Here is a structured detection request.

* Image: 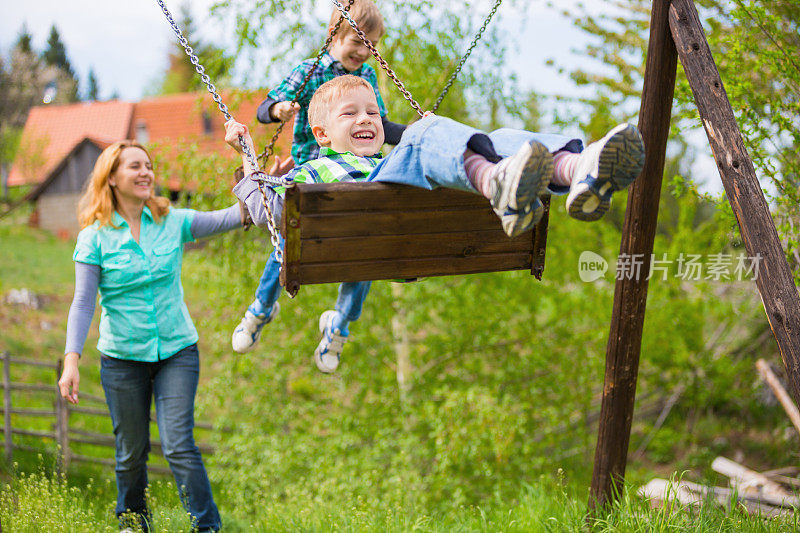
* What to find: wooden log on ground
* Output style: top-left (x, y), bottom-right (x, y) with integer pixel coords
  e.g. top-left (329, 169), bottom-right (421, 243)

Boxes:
top-left (639, 478), bottom-right (792, 517)
top-left (756, 359), bottom-right (800, 438)
top-left (669, 0), bottom-right (800, 405)
top-left (589, 0), bottom-right (677, 511)
top-left (711, 456), bottom-right (799, 507)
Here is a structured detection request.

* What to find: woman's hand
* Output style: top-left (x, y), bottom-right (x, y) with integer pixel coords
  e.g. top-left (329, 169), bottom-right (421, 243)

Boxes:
top-left (224, 120), bottom-right (255, 155)
top-left (58, 352), bottom-right (80, 405)
top-left (270, 101), bottom-right (300, 122)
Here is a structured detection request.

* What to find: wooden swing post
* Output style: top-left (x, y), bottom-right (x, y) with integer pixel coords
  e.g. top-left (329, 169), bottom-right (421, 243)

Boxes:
top-left (588, 0), bottom-right (677, 511)
top-left (668, 0), bottom-right (800, 403)
top-left (591, 0), bottom-right (800, 511)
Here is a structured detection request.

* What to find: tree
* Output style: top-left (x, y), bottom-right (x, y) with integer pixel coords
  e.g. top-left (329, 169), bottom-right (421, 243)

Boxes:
top-left (15, 24), bottom-right (32, 54)
top-left (156, 4), bottom-right (235, 95)
top-left (86, 68), bottom-right (100, 101)
top-left (552, 0), bottom-right (800, 274)
top-left (42, 26), bottom-right (72, 73)
top-left (39, 25), bottom-right (79, 102)
top-left (211, 0), bottom-right (528, 125)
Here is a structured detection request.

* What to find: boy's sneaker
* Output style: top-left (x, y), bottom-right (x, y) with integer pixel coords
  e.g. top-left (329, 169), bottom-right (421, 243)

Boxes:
top-left (314, 310), bottom-right (348, 373)
top-left (487, 140), bottom-right (552, 238)
top-left (231, 302), bottom-right (279, 353)
top-left (566, 123), bottom-right (645, 221)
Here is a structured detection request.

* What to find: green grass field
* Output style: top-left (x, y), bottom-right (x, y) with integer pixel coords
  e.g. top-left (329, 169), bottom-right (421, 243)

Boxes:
top-left (1, 200), bottom-right (797, 532)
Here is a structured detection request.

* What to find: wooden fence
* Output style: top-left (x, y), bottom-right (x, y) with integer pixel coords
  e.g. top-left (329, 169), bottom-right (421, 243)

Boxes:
top-left (1, 351), bottom-right (215, 475)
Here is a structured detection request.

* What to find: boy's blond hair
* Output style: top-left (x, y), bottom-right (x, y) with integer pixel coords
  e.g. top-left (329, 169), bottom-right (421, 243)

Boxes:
top-left (329, 0), bottom-right (385, 40)
top-left (308, 75), bottom-right (375, 128)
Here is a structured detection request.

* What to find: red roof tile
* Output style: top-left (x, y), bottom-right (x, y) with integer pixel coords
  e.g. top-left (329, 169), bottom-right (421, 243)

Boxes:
top-left (9, 91), bottom-right (294, 190)
top-left (9, 100), bottom-right (134, 186)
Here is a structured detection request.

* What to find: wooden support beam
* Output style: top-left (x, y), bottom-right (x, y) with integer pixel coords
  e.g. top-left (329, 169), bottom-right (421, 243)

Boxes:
top-left (756, 359), bottom-right (800, 438)
top-left (589, 0), bottom-right (677, 511)
top-left (669, 0), bottom-right (800, 404)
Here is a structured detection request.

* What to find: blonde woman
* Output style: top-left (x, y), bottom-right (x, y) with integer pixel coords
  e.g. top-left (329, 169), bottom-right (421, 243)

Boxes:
top-left (57, 141), bottom-right (285, 532)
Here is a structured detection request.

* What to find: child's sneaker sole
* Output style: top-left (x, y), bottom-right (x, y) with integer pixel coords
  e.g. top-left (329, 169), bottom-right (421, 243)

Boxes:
top-left (567, 124), bottom-right (645, 221)
top-left (314, 310), bottom-right (347, 373)
top-left (231, 302), bottom-right (279, 353)
top-left (490, 140), bottom-right (553, 237)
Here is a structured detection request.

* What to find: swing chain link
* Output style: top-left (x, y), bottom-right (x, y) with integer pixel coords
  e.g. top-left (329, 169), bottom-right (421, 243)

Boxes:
top-left (330, 0), bottom-right (424, 117)
top-left (250, 0), bottom-right (354, 295)
top-left (156, 0), bottom-right (262, 175)
top-left (156, 0), bottom-right (292, 282)
top-left (431, 0), bottom-right (502, 112)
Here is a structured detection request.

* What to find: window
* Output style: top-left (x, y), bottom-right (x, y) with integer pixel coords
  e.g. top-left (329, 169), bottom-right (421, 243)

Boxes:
top-left (202, 111), bottom-right (213, 135)
top-left (135, 121), bottom-right (149, 144)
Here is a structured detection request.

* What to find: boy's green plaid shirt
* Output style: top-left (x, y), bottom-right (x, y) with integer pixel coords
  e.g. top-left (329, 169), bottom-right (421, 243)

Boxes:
top-left (268, 52), bottom-right (387, 165)
top-left (274, 147), bottom-right (382, 194)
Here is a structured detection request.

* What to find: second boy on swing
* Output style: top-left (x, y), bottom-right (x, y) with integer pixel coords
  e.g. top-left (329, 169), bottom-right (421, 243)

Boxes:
top-left (231, 0), bottom-right (405, 360)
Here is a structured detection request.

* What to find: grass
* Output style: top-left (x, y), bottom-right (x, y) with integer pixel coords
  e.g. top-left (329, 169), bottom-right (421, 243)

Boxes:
top-left (2, 466), bottom-right (798, 532)
top-left (1, 218), bottom-right (797, 531)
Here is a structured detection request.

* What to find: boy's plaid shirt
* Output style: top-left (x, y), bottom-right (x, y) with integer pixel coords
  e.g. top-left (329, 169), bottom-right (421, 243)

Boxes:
top-left (274, 147), bottom-right (382, 193)
top-left (268, 52), bottom-right (387, 165)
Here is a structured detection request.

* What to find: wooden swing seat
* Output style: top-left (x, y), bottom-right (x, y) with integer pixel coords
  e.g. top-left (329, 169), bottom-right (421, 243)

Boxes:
top-left (279, 181), bottom-right (551, 293)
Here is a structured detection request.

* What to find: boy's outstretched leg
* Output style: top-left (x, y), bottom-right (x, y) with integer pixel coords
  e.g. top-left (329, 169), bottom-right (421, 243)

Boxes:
top-left (466, 140), bottom-right (553, 237)
top-left (566, 123), bottom-right (645, 221)
top-left (232, 248), bottom-right (283, 353)
top-left (314, 281), bottom-right (371, 373)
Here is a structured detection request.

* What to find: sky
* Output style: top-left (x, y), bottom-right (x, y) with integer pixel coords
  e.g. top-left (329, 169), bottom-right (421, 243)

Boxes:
top-left (0, 0), bottom-right (721, 190)
top-left (0, 0), bottom-right (594, 102)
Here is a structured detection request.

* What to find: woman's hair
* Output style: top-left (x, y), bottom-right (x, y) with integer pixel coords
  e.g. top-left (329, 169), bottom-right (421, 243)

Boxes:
top-left (77, 141), bottom-right (170, 229)
top-left (308, 75), bottom-right (374, 128)
top-left (328, 0), bottom-right (385, 40)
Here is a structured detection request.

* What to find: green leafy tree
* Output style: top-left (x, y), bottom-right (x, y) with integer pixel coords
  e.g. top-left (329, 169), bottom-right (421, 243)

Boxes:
top-left (1, 27), bottom-right (44, 191)
top-left (211, 0), bottom-right (528, 125)
top-left (552, 0), bottom-right (800, 280)
top-left (155, 4), bottom-right (235, 95)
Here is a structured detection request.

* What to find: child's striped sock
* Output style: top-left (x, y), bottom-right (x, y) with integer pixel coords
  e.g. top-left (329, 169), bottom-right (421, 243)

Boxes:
top-left (464, 151), bottom-right (497, 199)
top-left (552, 150), bottom-right (581, 186)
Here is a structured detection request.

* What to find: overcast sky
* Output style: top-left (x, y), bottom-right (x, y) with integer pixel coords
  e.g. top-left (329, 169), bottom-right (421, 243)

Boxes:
top-left (0, 0), bottom-right (594, 102)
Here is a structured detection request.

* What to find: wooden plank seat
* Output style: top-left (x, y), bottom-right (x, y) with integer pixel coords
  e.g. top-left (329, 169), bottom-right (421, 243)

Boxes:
top-left (279, 182), bottom-right (551, 294)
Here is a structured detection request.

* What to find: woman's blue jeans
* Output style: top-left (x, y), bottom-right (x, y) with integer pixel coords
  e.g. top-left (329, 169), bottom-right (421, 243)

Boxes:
top-left (100, 344), bottom-right (221, 532)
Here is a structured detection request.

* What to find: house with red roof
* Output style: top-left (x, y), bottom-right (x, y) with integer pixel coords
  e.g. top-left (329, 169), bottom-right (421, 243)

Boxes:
top-left (11, 91), bottom-right (292, 237)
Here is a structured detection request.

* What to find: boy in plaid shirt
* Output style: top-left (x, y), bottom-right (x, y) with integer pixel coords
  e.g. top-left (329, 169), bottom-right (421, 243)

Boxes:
top-left (228, 75), bottom-right (645, 373)
top-left (232, 0), bottom-right (406, 356)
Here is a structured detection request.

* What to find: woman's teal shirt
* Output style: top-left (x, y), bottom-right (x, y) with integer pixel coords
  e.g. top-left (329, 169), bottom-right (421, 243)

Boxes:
top-left (73, 206), bottom-right (198, 361)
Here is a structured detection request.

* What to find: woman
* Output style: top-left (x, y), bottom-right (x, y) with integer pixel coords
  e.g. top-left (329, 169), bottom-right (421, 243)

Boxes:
top-left (57, 141), bottom-right (282, 532)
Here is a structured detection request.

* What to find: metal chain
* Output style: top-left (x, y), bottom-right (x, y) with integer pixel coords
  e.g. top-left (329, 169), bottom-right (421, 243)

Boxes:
top-left (330, 0), bottom-right (424, 117)
top-left (156, 0), bottom-right (264, 174)
top-left (257, 0), bottom-right (356, 168)
top-left (156, 0), bottom-right (289, 274)
top-left (431, 0), bottom-right (503, 112)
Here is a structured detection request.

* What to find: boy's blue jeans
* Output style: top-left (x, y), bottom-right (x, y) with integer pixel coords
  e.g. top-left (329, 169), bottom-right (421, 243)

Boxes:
top-left (254, 237), bottom-right (370, 326)
top-left (100, 344), bottom-right (221, 532)
top-left (369, 116), bottom-right (582, 195)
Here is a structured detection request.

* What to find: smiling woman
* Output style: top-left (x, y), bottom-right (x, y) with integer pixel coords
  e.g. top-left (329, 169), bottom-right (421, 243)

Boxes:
top-left (58, 140), bottom-right (244, 533)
